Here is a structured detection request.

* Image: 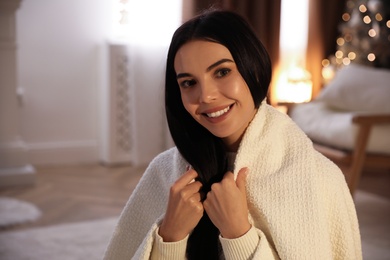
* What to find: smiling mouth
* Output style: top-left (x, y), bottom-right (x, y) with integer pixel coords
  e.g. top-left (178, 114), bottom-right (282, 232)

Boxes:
top-left (205, 105), bottom-right (232, 118)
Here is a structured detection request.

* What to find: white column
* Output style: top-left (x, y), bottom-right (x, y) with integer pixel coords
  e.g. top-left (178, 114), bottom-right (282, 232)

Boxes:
top-left (0, 0), bottom-right (35, 186)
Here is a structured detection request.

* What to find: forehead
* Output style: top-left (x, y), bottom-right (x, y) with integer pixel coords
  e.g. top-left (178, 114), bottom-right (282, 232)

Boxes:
top-left (174, 40), bottom-right (233, 73)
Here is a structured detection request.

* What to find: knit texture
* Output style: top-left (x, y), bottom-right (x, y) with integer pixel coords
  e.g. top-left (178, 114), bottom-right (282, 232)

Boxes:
top-left (103, 102), bottom-right (362, 260)
top-left (151, 228), bottom-right (188, 259)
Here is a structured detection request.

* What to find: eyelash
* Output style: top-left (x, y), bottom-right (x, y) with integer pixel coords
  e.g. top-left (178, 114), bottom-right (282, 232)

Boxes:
top-left (178, 68), bottom-right (232, 88)
top-left (179, 79), bottom-right (196, 88)
top-left (215, 68), bottom-right (231, 78)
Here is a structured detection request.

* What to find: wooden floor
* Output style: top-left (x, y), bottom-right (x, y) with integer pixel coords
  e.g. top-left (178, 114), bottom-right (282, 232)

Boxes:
top-left (0, 164), bottom-right (146, 231)
top-left (0, 163), bottom-right (389, 232)
top-left (354, 167), bottom-right (390, 199)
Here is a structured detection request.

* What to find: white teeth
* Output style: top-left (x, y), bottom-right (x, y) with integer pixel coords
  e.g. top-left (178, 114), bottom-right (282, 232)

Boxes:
top-left (206, 106), bottom-right (230, 118)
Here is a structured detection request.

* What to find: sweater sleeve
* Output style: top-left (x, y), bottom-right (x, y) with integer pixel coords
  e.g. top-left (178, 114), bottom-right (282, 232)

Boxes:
top-left (150, 227), bottom-right (188, 260)
top-left (219, 225), bottom-right (259, 260)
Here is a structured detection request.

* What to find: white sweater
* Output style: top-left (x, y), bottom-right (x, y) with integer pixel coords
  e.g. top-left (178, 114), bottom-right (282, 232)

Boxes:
top-left (104, 103), bottom-right (362, 260)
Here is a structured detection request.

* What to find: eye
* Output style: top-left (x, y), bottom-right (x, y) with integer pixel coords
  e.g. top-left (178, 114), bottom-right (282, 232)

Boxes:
top-left (215, 68), bottom-right (231, 78)
top-left (179, 79), bottom-right (197, 88)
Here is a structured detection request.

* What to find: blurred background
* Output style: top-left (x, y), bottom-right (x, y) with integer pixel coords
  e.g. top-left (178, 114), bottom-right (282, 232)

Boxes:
top-left (0, 0), bottom-right (389, 259)
top-left (2, 0), bottom-right (388, 170)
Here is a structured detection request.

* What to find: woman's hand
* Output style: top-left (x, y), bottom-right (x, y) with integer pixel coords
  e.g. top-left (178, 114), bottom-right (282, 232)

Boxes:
top-left (203, 167), bottom-right (250, 239)
top-left (159, 168), bottom-right (204, 242)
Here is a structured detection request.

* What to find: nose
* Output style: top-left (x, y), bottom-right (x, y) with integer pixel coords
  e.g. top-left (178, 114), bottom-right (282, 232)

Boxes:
top-left (198, 81), bottom-right (218, 103)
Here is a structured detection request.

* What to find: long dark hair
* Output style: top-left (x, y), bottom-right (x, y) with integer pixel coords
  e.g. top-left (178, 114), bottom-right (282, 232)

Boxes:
top-left (165, 10), bottom-right (272, 259)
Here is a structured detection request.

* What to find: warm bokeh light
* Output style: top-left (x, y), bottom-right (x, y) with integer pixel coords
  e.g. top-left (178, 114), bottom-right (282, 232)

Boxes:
top-left (343, 57), bottom-right (351, 65)
top-left (348, 52), bottom-right (356, 60)
top-left (367, 53), bottom-right (376, 62)
top-left (363, 15), bottom-right (371, 24)
top-left (322, 59), bottom-right (330, 67)
top-left (337, 37), bottom-right (345, 46)
top-left (321, 65), bottom-right (335, 84)
top-left (342, 13), bottom-right (351, 22)
top-left (335, 50), bottom-right (344, 59)
top-left (276, 0), bottom-right (310, 104)
top-left (277, 67), bottom-right (312, 103)
top-left (375, 13), bottom-right (383, 21)
top-left (345, 34), bottom-right (353, 42)
top-left (359, 4), bottom-right (367, 13)
top-left (323, 1), bottom-right (389, 71)
top-left (368, 29), bottom-right (377, 37)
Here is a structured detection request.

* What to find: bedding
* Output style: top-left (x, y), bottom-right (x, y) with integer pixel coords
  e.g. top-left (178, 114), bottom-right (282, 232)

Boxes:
top-left (290, 64), bottom-right (390, 154)
top-left (317, 64), bottom-right (390, 113)
top-left (290, 101), bottom-right (390, 154)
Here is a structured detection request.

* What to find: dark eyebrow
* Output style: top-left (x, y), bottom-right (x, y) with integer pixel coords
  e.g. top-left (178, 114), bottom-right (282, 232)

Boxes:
top-left (176, 72), bottom-right (192, 80)
top-left (176, 58), bottom-right (234, 79)
top-left (206, 58), bottom-right (234, 72)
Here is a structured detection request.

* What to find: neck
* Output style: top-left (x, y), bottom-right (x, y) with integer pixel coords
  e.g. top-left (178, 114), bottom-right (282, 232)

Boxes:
top-left (224, 138), bottom-right (241, 152)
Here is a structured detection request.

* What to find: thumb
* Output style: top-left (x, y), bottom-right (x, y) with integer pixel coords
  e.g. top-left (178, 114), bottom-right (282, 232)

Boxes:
top-left (236, 167), bottom-right (249, 193)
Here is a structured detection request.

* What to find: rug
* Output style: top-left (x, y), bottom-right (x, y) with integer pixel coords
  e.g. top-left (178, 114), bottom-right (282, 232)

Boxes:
top-left (0, 191), bottom-right (388, 260)
top-left (0, 197), bottom-right (41, 228)
top-left (354, 191), bottom-right (390, 260)
top-left (0, 217), bottom-right (117, 260)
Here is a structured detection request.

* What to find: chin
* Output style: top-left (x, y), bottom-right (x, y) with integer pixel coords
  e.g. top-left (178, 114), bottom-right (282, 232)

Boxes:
top-left (208, 129), bottom-right (233, 139)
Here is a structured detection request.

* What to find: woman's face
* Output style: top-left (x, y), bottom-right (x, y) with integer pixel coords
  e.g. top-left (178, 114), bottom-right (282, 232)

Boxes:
top-left (174, 40), bottom-right (256, 151)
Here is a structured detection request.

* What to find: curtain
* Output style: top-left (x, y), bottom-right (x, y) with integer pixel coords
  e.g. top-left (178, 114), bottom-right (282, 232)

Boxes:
top-left (306, 0), bottom-right (346, 98)
top-left (189, 0), bottom-right (282, 104)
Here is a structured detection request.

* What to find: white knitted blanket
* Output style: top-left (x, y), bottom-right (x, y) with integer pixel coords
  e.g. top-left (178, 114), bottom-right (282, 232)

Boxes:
top-left (104, 103), bottom-right (362, 260)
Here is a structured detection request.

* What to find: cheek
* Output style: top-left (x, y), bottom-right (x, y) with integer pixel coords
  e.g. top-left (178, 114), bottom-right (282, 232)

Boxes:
top-left (180, 92), bottom-right (196, 115)
top-left (225, 79), bottom-right (252, 100)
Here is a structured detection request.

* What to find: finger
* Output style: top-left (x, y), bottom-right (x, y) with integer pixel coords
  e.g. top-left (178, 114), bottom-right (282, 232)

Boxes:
top-left (176, 168), bottom-right (198, 187)
top-left (236, 167), bottom-right (249, 193)
top-left (186, 180), bottom-right (203, 193)
top-left (190, 192), bottom-right (202, 202)
top-left (222, 171), bottom-right (234, 181)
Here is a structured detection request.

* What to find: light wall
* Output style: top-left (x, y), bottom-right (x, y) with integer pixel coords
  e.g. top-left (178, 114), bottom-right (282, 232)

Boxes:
top-left (16, 0), bottom-right (173, 166)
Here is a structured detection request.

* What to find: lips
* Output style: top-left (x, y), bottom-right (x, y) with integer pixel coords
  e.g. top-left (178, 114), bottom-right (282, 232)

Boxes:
top-left (202, 104), bottom-right (233, 118)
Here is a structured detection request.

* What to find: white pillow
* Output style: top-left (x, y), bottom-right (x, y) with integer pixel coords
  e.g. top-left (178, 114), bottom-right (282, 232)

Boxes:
top-left (317, 64), bottom-right (390, 113)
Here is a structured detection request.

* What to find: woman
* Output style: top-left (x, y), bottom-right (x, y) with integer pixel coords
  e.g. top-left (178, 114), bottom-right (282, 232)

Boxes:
top-left (104, 10), bottom-right (362, 260)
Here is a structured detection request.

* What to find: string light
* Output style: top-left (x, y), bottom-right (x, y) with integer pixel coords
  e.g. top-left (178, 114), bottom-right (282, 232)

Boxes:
top-left (322, 59), bottom-right (330, 67)
top-left (348, 52), bottom-right (356, 60)
top-left (368, 29), bottom-right (377, 37)
top-left (375, 13), bottom-right (383, 21)
top-left (359, 4), bottom-right (367, 13)
top-left (337, 37), bottom-right (345, 46)
top-left (345, 34), bottom-right (353, 42)
top-left (342, 13), bottom-right (351, 21)
top-left (335, 50), bottom-right (344, 59)
top-left (322, 0), bottom-right (389, 75)
top-left (363, 15), bottom-right (371, 24)
top-left (343, 57), bottom-right (351, 65)
top-left (367, 53), bottom-right (376, 62)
